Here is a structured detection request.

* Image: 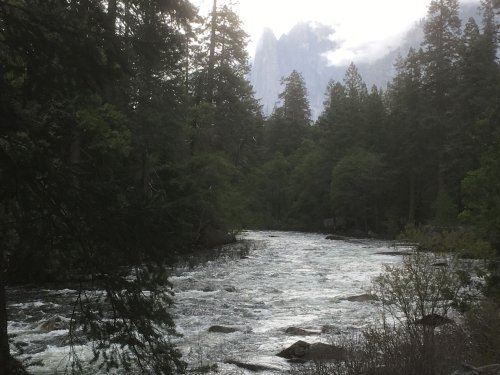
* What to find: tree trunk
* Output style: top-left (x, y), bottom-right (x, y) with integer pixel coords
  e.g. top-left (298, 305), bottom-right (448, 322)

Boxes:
top-left (408, 171), bottom-right (416, 224)
top-left (104, 0), bottom-right (117, 102)
top-left (142, 148), bottom-right (152, 198)
top-left (207, 0), bottom-right (217, 104)
top-left (70, 127), bottom-right (81, 188)
top-left (107, 0), bottom-right (117, 28)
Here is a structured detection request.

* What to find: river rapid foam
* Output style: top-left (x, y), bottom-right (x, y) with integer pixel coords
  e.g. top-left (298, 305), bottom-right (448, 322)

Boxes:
top-left (7, 230), bottom-right (405, 374)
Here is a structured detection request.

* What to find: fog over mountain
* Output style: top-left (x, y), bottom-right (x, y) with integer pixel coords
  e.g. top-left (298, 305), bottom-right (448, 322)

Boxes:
top-left (249, 2), bottom-right (481, 119)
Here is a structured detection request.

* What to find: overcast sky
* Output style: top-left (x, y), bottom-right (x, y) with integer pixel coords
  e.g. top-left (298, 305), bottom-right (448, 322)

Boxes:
top-left (195, 0), bottom-right (478, 65)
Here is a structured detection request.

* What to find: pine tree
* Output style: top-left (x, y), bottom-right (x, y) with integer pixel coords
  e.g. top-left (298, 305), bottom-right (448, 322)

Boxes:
top-left (265, 70), bottom-right (311, 155)
top-left (421, 0), bottom-right (462, 224)
top-left (189, 3), bottom-right (262, 165)
top-left (278, 70), bottom-right (312, 125)
top-left (387, 49), bottom-right (430, 224)
top-left (316, 64), bottom-right (370, 159)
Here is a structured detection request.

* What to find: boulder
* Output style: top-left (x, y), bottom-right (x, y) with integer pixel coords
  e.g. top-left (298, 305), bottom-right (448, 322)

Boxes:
top-left (346, 294), bottom-right (379, 302)
top-left (223, 285), bottom-right (237, 292)
top-left (208, 325), bottom-right (239, 333)
top-left (37, 315), bottom-right (69, 332)
top-left (285, 327), bottom-right (318, 336)
top-left (326, 235), bottom-right (347, 241)
top-left (276, 340), bottom-right (345, 361)
top-left (276, 340), bottom-right (309, 358)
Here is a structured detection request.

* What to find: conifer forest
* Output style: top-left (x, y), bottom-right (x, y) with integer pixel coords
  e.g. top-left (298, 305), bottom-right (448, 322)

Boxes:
top-left (1, 0), bottom-right (500, 374)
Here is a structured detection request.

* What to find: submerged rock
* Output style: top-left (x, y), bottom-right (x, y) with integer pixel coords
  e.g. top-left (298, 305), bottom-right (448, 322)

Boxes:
top-left (346, 294), bottom-right (379, 302)
top-left (374, 251), bottom-right (412, 256)
top-left (276, 340), bottom-right (346, 361)
top-left (37, 315), bottom-right (69, 332)
top-left (224, 359), bottom-right (279, 372)
top-left (325, 234), bottom-right (348, 241)
top-left (285, 327), bottom-right (319, 336)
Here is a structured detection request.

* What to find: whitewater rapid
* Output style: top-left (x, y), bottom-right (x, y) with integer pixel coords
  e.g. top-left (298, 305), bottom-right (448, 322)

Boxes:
top-left (7, 230), bottom-right (405, 374)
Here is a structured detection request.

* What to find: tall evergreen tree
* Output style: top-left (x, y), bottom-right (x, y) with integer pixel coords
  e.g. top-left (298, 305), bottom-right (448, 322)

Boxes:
top-left (421, 0), bottom-right (462, 224)
top-left (189, 3), bottom-right (262, 165)
top-left (278, 70), bottom-right (312, 125)
top-left (265, 70), bottom-right (311, 155)
top-left (386, 49), bottom-right (431, 225)
top-left (317, 80), bottom-right (349, 160)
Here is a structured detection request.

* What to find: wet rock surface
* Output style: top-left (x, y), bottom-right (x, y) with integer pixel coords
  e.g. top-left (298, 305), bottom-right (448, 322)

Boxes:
top-left (208, 325), bottom-right (240, 333)
top-left (224, 359), bottom-right (280, 372)
top-left (346, 294), bottom-right (379, 302)
top-left (276, 340), bottom-right (346, 361)
top-left (285, 327), bottom-right (319, 336)
top-left (374, 251), bottom-right (412, 256)
top-left (37, 315), bottom-right (69, 332)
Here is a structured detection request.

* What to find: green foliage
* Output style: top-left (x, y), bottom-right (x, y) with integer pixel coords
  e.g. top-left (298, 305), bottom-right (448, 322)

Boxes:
top-left (375, 252), bottom-right (475, 327)
top-left (330, 148), bottom-right (387, 232)
top-left (187, 153), bottom-right (245, 232)
top-left (76, 99), bottom-right (131, 156)
top-left (432, 190), bottom-right (460, 227)
top-left (461, 145), bottom-right (500, 249)
top-left (399, 225), bottom-right (493, 259)
top-left (464, 300), bottom-right (500, 364)
top-left (287, 142), bottom-right (333, 230)
top-left (244, 152), bottom-right (291, 228)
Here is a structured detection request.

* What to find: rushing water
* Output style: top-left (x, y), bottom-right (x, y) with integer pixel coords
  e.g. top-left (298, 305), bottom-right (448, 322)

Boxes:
top-left (7, 230), bottom-right (406, 374)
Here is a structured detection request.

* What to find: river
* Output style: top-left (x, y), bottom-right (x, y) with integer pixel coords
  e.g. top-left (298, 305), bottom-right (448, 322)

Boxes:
top-left (7, 230), bottom-right (407, 374)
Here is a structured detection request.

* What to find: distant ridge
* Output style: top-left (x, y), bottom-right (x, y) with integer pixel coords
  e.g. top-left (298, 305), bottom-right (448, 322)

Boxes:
top-left (249, 1), bottom-right (481, 120)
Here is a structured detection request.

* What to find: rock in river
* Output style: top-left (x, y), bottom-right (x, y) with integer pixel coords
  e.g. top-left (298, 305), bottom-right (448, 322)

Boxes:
top-left (325, 234), bottom-right (348, 241)
top-left (224, 359), bottom-right (280, 372)
top-left (346, 294), bottom-right (379, 302)
top-left (208, 325), bottom-right (239, 333)
top-left (285, 327), bottom-right (319, 336)
top-left (37, 315), bottom-right (69, 332)
top-left (276, 340), bottom-right (346, 361)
